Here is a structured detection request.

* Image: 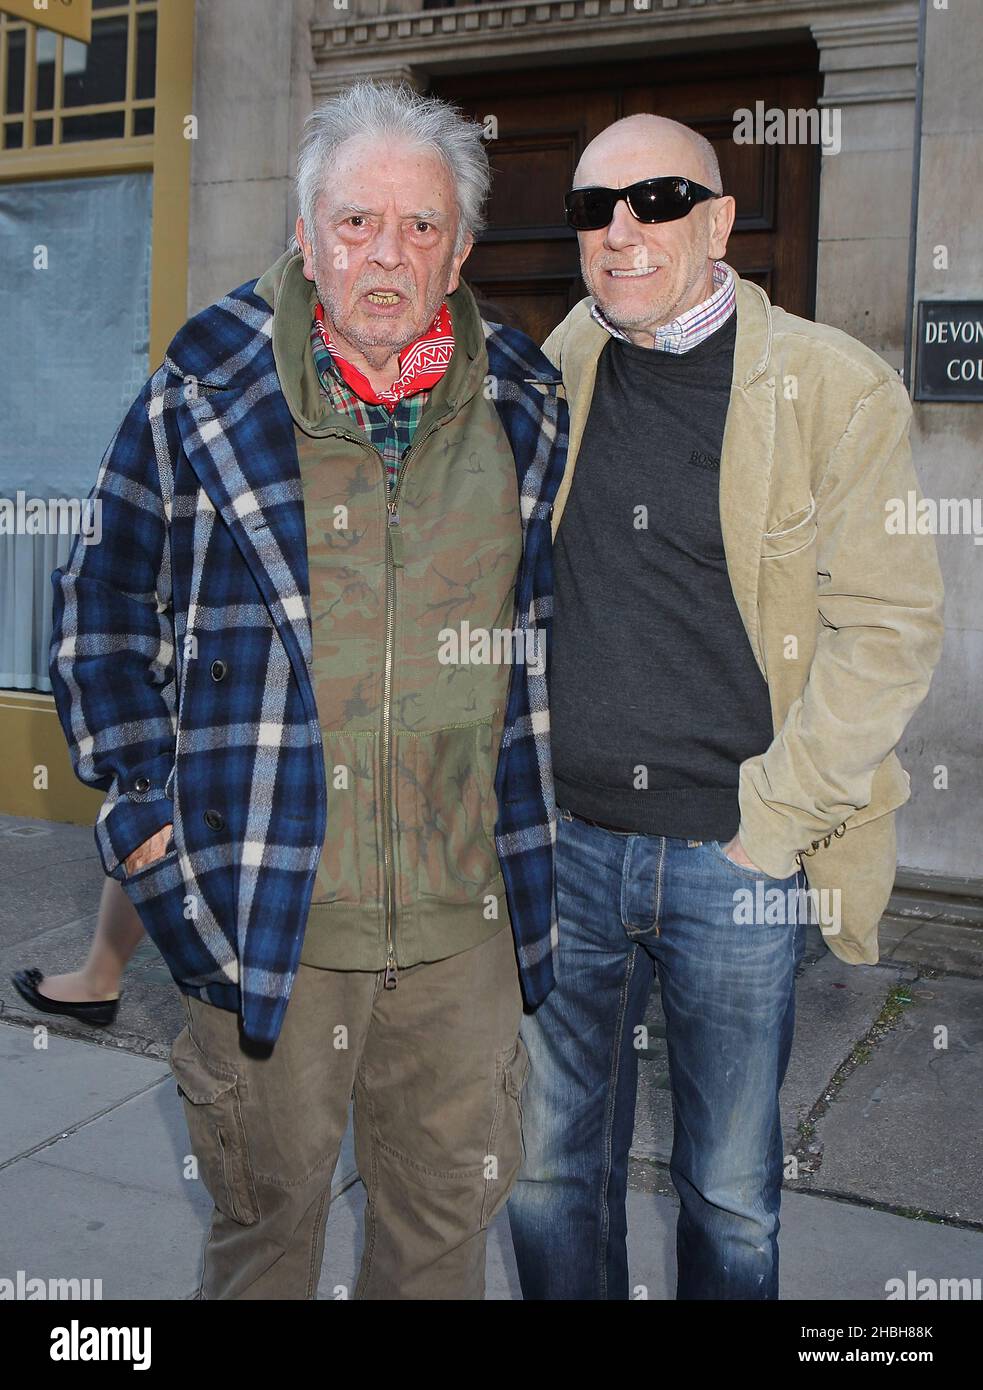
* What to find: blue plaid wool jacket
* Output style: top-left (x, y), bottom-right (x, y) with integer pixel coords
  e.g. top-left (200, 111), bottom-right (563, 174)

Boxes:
top-left (49, 280), bottom-right (569, 1046)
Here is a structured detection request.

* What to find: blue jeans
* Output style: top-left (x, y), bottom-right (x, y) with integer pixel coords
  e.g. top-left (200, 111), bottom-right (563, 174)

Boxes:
top-left (508, 808), bottom-right (808, 1300)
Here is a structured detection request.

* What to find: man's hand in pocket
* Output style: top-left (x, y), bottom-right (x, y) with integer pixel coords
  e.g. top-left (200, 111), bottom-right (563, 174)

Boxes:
top-left (721, 834), bottom-right (764, 871)
top-left (124, 823), bottom-right (174, 877)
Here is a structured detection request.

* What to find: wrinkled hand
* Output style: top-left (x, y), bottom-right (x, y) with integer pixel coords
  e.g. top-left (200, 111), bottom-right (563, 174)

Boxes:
top-left (124, 823), bottom-right (174, 876)
top-left (721, 834), bottom-right (763, 872)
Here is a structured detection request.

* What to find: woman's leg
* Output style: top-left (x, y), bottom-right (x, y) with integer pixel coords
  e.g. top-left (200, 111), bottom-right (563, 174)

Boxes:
top-left (38, 876), bottom-right (144, 1003)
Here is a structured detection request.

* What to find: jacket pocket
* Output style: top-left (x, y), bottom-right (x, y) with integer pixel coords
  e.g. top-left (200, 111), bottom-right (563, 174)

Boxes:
top-left (410, 714), bottom-right (504, 906)
top-left (311, 731), bottom-right (378, 906)
top-left (116, 843), bottom-right (181, 905)
top-left (169, 1026), bottom-right (259, 1226)
top-left (119, 833), bottom-right (177, 880)
top-left (761, 495), bottom-right (817, 558)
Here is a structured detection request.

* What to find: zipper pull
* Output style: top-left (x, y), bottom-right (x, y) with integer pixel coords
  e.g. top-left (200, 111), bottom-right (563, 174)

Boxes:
top-left (384, 948), bottom-right (398, 990)
top-left (387, 500), bottom-right (404, 569)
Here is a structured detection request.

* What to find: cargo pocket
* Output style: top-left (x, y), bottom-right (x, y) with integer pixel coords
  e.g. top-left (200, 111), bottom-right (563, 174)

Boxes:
top-left (480, 1034), bottom-right (530, 1229)
top-left (169, 1026), bottom-right (259, 1226)
top-left (413, 715), bottom-right (503, 905)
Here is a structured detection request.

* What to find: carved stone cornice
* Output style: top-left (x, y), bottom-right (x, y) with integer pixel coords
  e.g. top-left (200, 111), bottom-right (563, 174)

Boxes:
top-left (812, 13), bottom-right (920, 105)
top-left (310, 0), bottom-right (920, 97)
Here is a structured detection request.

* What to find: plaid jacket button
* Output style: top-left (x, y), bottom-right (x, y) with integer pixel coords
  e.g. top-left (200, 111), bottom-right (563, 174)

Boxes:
top-left (204, 809), bottom-right (224, 832)
top-left (133, 775), bottom-right (151, 793)
top-left (210, 659), bottom-right (227, 681)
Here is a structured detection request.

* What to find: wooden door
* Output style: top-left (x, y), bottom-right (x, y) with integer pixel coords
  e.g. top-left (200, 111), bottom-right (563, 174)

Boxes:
top-left (431, 43), bottom-right (820, 343)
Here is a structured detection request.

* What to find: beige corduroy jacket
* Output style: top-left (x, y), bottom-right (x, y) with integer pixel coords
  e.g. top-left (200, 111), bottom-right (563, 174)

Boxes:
top-left (542, 271), bottom-right (945, 965)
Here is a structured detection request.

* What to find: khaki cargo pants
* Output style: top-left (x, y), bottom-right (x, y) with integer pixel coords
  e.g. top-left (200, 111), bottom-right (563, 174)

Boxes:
top-left (168, 926), bottom-right (528, 1300)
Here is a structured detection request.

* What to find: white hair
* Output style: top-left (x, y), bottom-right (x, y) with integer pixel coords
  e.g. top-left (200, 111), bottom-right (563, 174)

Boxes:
top-left (291, 81), bottom-right (490, 256)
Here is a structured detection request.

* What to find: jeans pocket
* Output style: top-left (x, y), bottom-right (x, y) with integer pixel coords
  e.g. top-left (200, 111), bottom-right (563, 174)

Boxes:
top-left (708, 839), bottom-right (789, 881)
top-left (169, 1026), bottom-right (259, 1226)
top-left (480, 1035), bottom-right (529, 1229)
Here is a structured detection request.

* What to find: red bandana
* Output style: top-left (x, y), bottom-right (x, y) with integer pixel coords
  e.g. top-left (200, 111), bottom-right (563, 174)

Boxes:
top-left (313, 301), bottom-right (454, 411)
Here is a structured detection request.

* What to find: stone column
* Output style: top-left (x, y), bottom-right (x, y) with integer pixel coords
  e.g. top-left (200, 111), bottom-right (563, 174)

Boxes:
top-left (188, 0), bottom-right (317, 311)
top-left (902, 0), bottom-right (983, 885)
top-left (810, 6), bottom-right (920, 367)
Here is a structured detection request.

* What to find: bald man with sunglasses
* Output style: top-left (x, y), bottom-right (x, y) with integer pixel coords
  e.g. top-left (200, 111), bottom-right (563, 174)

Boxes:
top-left (507, 114), bottom-right (944, 1300)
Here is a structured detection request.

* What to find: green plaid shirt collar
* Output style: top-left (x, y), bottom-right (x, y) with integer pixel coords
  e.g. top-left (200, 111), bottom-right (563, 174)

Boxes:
top-left (310, 320), bottom-right (428, 493)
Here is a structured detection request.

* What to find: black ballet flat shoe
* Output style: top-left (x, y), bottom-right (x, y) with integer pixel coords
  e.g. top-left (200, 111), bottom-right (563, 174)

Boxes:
top-left (11, 968), bottom-right (120, 1027)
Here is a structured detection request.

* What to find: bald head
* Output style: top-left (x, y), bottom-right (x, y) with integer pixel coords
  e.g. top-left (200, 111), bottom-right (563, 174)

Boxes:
top-left (568, 112), bottom-right (735, 347)
top-left (574, 114), bottom-right (722, 194)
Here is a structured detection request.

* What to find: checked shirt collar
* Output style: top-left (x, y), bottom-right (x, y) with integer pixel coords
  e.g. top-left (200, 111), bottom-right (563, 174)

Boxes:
top-left (590, 260), bottom-right (736, 353)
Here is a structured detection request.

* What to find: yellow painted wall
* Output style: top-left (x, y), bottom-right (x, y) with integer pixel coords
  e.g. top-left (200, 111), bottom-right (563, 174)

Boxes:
top-left (0, 693), bottom-right (104, 824)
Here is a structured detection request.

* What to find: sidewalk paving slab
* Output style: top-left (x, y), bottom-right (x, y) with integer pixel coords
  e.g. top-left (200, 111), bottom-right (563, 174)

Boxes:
top-left (803, 972), bottom-right (983, 1222)
top-left (0, 1021), bottom-right (171, 1163)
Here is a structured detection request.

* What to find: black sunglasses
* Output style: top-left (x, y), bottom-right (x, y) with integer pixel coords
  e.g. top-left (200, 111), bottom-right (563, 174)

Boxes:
top-left (564, 176), bottom-right (721, 231)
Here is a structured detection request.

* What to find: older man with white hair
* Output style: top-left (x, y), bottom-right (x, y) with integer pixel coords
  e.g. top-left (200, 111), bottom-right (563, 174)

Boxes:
top-left (48, 82), bottom-right (567, 1300)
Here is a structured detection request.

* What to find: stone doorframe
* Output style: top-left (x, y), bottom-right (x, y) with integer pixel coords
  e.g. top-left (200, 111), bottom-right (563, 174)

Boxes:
top-left (309, 0), bottom-right (920, 361)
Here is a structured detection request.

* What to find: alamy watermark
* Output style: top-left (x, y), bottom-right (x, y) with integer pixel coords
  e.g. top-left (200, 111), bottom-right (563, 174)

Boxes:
top-left (733, 101), bottom-right (841, 156)
top-left (437, 622), bottom-right (544, 676)
top-left (886, 1270), bottom-right (981, 1300)
top-left (0, 1269), bottom-right (103, 1299)
top-left (50, 1320), bottom-right (151, 1369)
top-left (885, 491), bottom-right (983, 545)
top-left (733, 882), bottom-right (842, 936)
top-left (0, 492), bottom-right (101, 545)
